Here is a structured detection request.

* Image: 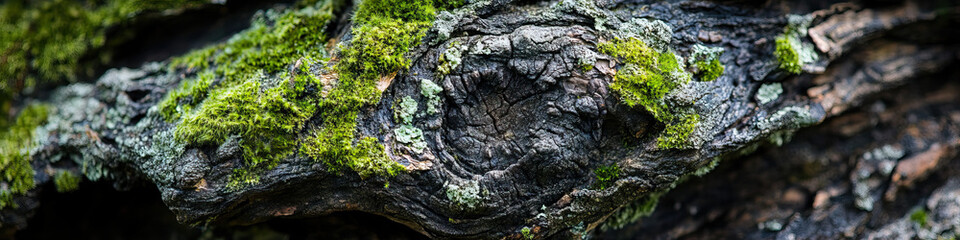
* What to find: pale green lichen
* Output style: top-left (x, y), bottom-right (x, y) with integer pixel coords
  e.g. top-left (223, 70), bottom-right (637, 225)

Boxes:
top-left (445, 179), bottom-right (483, 209)
top-left (0, 104), bottom-right (49, 208)
top-left (758, 106), bottom-right (819, 130)
top-left (394, 124), bottom-right (426, 153)
top-left (436, 41), bottom-right (464, 75)
top-left (420, 79), bottom-right (443, 115)
top-left (394, 96), bottom-right (419, 124)
top-left (550, 0), bottom-right (609, 32)
top-left (611, 18), bottom-right (674, 52)
top-left (53, 170), bottom-right (81, 193)
top-left (756, 82), bottom-right (783, 105)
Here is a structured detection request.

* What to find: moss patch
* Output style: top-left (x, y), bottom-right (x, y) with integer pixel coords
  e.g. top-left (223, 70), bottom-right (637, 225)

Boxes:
top-left (593, 164), bottom-right (620, 190)
top-left (0, 104), bottom-right (48, 208)
top-left (774, 35), bottom-right (801, 74)
top-left (910, 208), bottom-right (929, 227)
top-left (53, 170), bottom-right (81, 193)
top-left (161, 0), bottom-right (342, 186)
top-left (299, 0), bottom-right (462, 176)
top-left (599, 37), bottom-right (699, 149)
top-left (161, 0), bottom-right (465, 185)
top-left (774, 15), bottom-right (817, 75)
top-left (0, 0), bottom-right (207, 104)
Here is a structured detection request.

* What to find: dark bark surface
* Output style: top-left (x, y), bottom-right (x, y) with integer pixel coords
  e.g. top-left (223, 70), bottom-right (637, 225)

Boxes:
top-left (2, 0), bottom-right (959, 239)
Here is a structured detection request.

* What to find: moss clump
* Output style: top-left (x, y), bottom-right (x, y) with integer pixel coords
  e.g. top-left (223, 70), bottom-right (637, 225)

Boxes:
top-left (299, 0), bottom-right (462, 176)
top-left (598, 37), bottom-right (699, 149)
top-left (0, 0), bottom-right (207, 104)
top-left (176, 77), bottom-right (320, 187)
top-left (774, 35), bottom-right (801, 74)
top-left (53, 170), bottom-right (81, 193)
top-left (521, 227), bottom-right (534, 239)
top-left (688, 44), bottom-right (724, 81)
top-left (161, 1), bottom-right (339, 186)
top-left (593, 164), bottom-right (620, 190)
top-left (773, 15), bottom-right (816, 75)
top-left (695, 59), bottom-right (724, 81)
top-left (910, 208), bottom-right (929, 227)
top-left (0, 104), bottom-right (48, 208)
top-left (158, 71), bottom-right (215, 120)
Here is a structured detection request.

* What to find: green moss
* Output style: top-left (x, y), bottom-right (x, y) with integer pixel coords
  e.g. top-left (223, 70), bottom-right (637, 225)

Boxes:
top-left (158, 71), bottom-right (215, 121)
top-left (598, 38), bottom-right (699, 149)
top-left (298, 0), bottom-right (461, 176)
top-left (688, 44), bottom-right (724, 81)
top-left (0, 104), bottom-right (48, 208)
top-left (775, 35), bottom-right (801, 74)
top-left (910, 208), bottom-right (929, 227)
top-left (694, 59), bottom-right (724, 81)
top-left (0, 0), bottom-right (208, 104)
top-left (521, 226), bottom-right (534, 239)
top-left (656, 113), bottom-right (698, 149)
top-left (593, 164), bottom-right (620, 190)
top-left (53, 170), bottom-right (80, 193)
top-left (162, 0), bottom-right (463, 185)
top-left (175, 77), bottom-right (319, 187)
top-left (601, 191), bottom-right (664, 230)
top-left (162, 1), bottom-right (338, 187)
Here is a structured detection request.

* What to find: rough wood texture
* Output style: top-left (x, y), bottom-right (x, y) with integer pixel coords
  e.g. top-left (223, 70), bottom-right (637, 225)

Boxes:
top-left (2, 0), bottom-right (958, 239)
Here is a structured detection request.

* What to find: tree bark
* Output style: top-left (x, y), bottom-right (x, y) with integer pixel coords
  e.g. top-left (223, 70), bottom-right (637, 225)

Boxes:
top-left (2, 0), bottom-right (959, 239)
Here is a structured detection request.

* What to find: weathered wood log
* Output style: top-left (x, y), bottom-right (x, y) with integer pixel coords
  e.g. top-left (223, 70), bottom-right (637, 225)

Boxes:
top-left (1, 0), bottom-right (958, 239)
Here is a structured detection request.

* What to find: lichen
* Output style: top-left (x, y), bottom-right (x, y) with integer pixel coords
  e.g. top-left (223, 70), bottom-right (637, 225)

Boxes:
top-left (445, 179), bottom-right (483, 209)
top-left (394, 96), bottom-right (419, 124)
top-left (436, 41), bottom-right (464, 75)
top-left (0, 104), bottom-right (49, 208)
top-left (53, 170), bottom-right (81, 193)
top-left (758, 106), bottom-right (819, 130)
top-left (420, 79), bottom-right (443, 114)
top-left (598, 37), bottom-right (699, 149)
top-left (394, 124), bottom-right (427, 153)
top-left (756, 82), bottom-right (783, 105)
top-left (593, 164), bottom-right (620, 190)
top-left (611, 18), bottom-right (674, 52)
